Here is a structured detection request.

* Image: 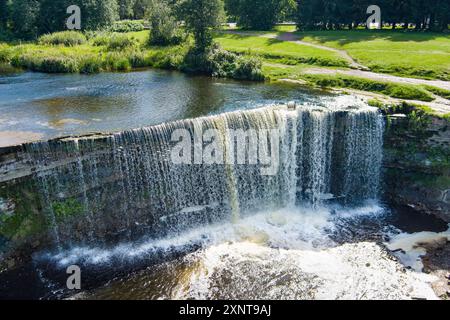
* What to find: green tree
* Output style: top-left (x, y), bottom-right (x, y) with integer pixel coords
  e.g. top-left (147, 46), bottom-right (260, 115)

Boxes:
top-left (147, 0), bottom-right (181, 45)
top-left (177, 0), bottom-right (224, 51)
top-left (11, 0), bottom-right (40, 38)
top-left (0, 0), bottom-right (8, 29)
top-left (133, 0), bottom-right (150, 19)
top-left (118, 0), bottom-right (136, 19)
top-left (225, 0), bottom-right (296, 30)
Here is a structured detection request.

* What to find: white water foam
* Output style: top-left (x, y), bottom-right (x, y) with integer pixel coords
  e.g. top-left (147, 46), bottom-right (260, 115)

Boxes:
top-left (48, 201), bottom-right (384, 266)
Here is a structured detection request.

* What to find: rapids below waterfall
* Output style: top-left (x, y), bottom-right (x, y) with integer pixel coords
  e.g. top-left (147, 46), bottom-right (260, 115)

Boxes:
top-left (0, 96), bottom-right (447, 300)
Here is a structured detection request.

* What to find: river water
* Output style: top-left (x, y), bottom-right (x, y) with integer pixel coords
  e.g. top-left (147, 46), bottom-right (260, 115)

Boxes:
top-left (0, 69), bottom-right (333, 147)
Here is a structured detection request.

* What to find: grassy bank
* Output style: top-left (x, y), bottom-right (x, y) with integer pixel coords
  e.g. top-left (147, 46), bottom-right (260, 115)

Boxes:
top-left (284, 30), bottom-right (450, 81)
top-left (0, 31), bottom-right (187, 73)
top-left (1, 29), bottom-right (449, 106)
top-left (214, 33), bottom-right (349, 67)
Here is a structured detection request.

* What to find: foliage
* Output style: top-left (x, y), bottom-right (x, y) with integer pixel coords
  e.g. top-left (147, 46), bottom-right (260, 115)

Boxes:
top-left (224, 0), bottom-right (296, 30)
top-left (8, 0), bottom-right (119, 38)
top-left (118, 0), bottom-right (136, 19)
top-left (147, 0), bottom-right (184, 46)
top-left (106, 33), bottom-right (137, 50)
top-left (38, 31), bottom-right (87, 46)
top-left (182, 43), bottom-right (264, 80)
top-left (52, 198), bottom-right (84, 222)
top-left (10, 0), bottom-right (40, 39)
top-left (177, 0), bottom-right (225, 51)
top-left (110, 19), bottom-right (145, 32)
top-left (296, 0), bottom-right (450, 31)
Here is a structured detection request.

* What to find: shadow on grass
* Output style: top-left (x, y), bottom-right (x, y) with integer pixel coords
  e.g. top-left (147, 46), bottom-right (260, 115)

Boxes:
top-left (294, 30), bottom-right (449, 46)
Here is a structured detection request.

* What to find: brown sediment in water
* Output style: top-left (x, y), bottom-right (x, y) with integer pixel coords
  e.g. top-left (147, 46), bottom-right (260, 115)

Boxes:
top-left (0, 131), bottom-right (44, 147)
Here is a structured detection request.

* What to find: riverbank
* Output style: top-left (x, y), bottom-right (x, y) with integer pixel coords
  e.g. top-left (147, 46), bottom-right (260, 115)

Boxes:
top-left (1, 29), bottom-right (449, 117)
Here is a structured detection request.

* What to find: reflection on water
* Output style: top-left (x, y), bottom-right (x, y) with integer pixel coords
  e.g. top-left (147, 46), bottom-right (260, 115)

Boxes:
top-left (0, 69), bottom-right (333, 145)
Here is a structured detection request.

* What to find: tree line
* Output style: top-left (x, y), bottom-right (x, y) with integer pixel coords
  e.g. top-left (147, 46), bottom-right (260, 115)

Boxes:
top-left (296, 0), bottom-right (450, 31)
top-left (0, 0), bottom-right (448, 40)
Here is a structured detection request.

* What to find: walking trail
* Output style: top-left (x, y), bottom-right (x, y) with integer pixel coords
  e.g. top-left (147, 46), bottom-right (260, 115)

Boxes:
top-left (220, 30), bottom-right (450, 114)
top-left (221, 30), bottom-right (450, 92)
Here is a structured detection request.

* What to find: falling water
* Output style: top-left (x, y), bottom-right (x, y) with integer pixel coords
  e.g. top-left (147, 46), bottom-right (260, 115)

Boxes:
top-left (20, 100), bottom-right (384, 248)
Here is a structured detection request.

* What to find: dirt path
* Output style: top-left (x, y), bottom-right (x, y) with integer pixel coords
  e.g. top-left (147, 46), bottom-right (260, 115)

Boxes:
top-left (274, 32), bottom-right (368, 70)
top-left (221, 30), bottom-right (368, 70)
top-left (305, 67), bottom-right (450, 91)
top-left (221, 30), bottom-right (450, 92)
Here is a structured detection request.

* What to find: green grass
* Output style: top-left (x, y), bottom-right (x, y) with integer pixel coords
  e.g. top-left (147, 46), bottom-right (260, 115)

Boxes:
top-left (423, 85), bottom-right (450, 100)
top-left (214, 33), bottom-right (349, 67)
top-left (303, 74), bottom-right (434, 102)
top-left (294, 30), bottom-right (450, 81)
top-left (0, 38), bottom-right (188, 73)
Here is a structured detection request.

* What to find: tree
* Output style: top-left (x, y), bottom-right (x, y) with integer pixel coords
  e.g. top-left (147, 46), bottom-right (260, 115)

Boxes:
top-left (11, 0), bottom-right (40, 38)
top-left (147, 0), bottom-right (181, 45)
top-left (177, 0), bottom-right (224, 51)
top-left (295, 0), bottom-right (449, 31)
top-left (133, 0), bottom-right (150, 19)
top-left (38, 0), bottom-right (71, 34)
top-left (0, 0), bottom-right (8, 29)
top-left (75, 0), bottom-right (119, 30)
top-left (225, 0), bottom-right (296, 30)
top-left (118, 0), bottom-right (136, 19)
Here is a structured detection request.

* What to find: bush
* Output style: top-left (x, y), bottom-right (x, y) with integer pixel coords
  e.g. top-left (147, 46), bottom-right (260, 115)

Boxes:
top-left (79, 56), bottom-right (103, 74)
top-left (234, 56), bottom-right (264, 81)
top-left (104, 52), bottom-right (132, 71)
top-left (38, 31), bottom-right (87, 46)
top-left (91, 32), bottom-right (112, 46)
top-left (106, 34), bottom-right (137, 51)
top-left (11, 54), bottom-right (79, 73)
top-left (182, 44), bottom-right (264, 81)
top-left (110, 20), bottom-right (145, 33)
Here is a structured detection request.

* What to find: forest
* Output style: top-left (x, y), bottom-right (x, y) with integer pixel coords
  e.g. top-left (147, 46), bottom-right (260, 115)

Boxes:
top-left (0, 0), bottom-right (448, 40)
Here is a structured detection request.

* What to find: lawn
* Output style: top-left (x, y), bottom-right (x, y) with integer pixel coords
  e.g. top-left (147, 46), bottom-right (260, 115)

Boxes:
top-left (214, 33), bottom-right (349, 67)
top-left (295, 30), bottom-right (450, 81)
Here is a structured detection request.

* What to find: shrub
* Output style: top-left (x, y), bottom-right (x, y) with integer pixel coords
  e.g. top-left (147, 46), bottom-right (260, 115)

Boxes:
top-left (234, 56), bottom-right (265, 81)
top-left (128, 50), bottom-right (149, 68)
top-left (104, 52), bottom-right (132, 71)
top-left (79, 56), bottom-right (103, 74)
top-left (207, 47), bottom-right (238, 77)
top-left (38, 31), bottom-right (87, 46)
top-left (11, 53), bottom-right (79, 73)
top-left (110, 20), bottom-right (145, 33)
top-left (106, 34), bottom-right (137, 51)
top-left (182, 44), bottom-right (264, 81)
top-left (0, 43), bottom-right (12, 62)
top-left (91, 32), bottom-right (112, 46)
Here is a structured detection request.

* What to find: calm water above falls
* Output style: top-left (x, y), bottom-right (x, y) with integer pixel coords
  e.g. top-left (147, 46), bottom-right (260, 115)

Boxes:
top-left (0, 69), bottom-right (333, 146)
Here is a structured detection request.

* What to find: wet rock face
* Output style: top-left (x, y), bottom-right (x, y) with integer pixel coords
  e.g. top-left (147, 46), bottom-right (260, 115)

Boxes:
top-left (0, 105), bottom-right (385, 271)
top-left (383, 115), bottom-right (450, 222)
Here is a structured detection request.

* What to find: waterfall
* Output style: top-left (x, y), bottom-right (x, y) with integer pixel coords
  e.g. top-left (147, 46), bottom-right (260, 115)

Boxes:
top-left (19, 101), bottom-right (384, 247)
